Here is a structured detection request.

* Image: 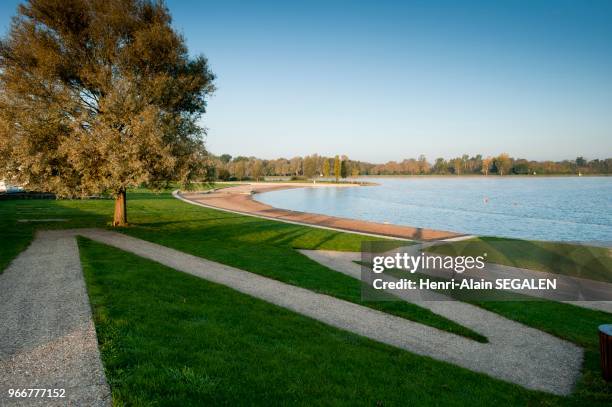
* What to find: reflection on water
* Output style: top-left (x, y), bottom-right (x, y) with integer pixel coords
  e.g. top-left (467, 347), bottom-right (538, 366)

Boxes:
top-left (254, 177), bottom-right (612, 242)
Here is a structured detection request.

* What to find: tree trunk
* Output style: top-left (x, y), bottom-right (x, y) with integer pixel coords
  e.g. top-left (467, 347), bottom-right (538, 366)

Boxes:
top-left (113, 189), bottom-right (128, 226)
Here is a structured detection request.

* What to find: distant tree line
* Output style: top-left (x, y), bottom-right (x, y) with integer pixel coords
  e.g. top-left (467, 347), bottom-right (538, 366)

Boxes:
top-left (207, 153), bottom-right (612, 181)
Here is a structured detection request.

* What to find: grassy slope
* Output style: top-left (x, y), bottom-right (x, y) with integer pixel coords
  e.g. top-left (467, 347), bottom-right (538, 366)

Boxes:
top-left (386, 268), bottom-right (612, 403)
top-left (0, 197), bottom-right (107, 272)
top-left (79, 238), bottom-right (555, 406)
top-left (426, 237), bottom-right (612, 283)
top-left (2, 190), bottom-right (612, 404)
top-left (0, 190), bottom-right (483, 341)
top-left (477, 301), bottom-right (612, 402)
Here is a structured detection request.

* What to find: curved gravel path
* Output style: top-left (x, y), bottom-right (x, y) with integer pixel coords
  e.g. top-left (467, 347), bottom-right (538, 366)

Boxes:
top-left (1, 229), bottom-right (584, 400)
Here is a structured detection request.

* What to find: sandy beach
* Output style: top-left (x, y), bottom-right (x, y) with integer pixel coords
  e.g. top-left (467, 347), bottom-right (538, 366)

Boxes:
top-left (179, 183), bottom-right (464, 241)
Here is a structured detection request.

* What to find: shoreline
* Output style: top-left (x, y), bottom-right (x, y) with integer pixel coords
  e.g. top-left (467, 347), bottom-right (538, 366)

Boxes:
top-left (356, 174), bottom-right (611, 178)
top-left (177, 183), bottom-right (466, 241)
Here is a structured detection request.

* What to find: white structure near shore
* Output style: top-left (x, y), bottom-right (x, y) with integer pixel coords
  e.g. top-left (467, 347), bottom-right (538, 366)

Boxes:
top-left (0, 180), bottom-right (23, 193)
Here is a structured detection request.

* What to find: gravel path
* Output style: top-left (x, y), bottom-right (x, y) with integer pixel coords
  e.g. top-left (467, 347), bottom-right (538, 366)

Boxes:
top-left (80, 229), bottom-right (581, 395)
top-left (300, 249), bottom-right (584, 395)
top-left (1, 229), bottom-right (584, 400)
top-left (0, 231), bottom-right (111, 406)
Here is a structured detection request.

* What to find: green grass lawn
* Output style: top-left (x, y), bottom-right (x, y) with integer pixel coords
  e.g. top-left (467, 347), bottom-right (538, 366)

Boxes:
top-left (79, 238), bottom-right (556, 406)
top-left (0, 189), bottom-right (483, 341)
top-left (426, 237), bottom-right (612, 283)
top-left (0, 197), bottom-right (108, 272)
top-left (2, 189), bottom-right (612, 405)
top-left (384, 267), bottom-right (612, 403)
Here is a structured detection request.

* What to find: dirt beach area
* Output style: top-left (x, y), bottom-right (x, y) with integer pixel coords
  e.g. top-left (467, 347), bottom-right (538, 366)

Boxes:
top-left (179, 183), bottom-right (464, 241)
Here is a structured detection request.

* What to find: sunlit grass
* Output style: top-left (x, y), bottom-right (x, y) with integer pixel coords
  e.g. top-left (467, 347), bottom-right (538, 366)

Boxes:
top-left (2, 189), bottom-right (611, 404)
top-left (79, 238), bottom-right (556, 406)
top-left (426, 237), bottom-right (612, 282)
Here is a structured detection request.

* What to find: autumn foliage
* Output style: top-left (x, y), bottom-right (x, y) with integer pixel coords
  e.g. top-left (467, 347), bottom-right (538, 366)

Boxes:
top-left (0, 0), bottom-right (215, 225)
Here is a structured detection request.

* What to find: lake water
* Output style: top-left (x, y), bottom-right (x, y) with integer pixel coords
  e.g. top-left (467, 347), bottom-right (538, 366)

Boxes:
top-left (254, 177), bottom-right (612, 243)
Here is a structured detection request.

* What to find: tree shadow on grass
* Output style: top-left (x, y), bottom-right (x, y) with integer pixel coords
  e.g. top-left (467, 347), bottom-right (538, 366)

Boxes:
top-left (262, 228), bottom-right (310, 246)
top-left (129, 217), bottom-right (355, 255)
top-left (135, 216), bottom-right (241, 228)
top-left (0, 200), bottom-right (109, 273)
top-left (291, 231), bottom-right (342, 250)
top-left (126, 191), bottom-right (176, 201)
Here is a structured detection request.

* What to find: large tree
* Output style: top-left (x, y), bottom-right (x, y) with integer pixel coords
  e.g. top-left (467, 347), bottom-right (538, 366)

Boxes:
top-left (340, 159), bottom-right (348, 179)
top-left (322, 159), bottom-right (330, 178)
top-left (0, 0), bottom-right (215, 225)
top-left (333, 155), bottom-right (340, 182)
top-left (494, 153), bottom-right (513, 176)
top-left (481, 157), bottom-right (493, 175)
top-left (303, 154), bottom-right (317, 179)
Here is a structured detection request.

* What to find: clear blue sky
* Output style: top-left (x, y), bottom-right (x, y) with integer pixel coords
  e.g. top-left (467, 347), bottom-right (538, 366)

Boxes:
top-left (2, 1), bottom-right (611, 162)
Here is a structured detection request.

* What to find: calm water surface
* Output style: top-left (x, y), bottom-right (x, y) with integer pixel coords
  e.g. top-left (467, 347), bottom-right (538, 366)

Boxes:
top-left (254, 177), bottom-right (612, 242)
